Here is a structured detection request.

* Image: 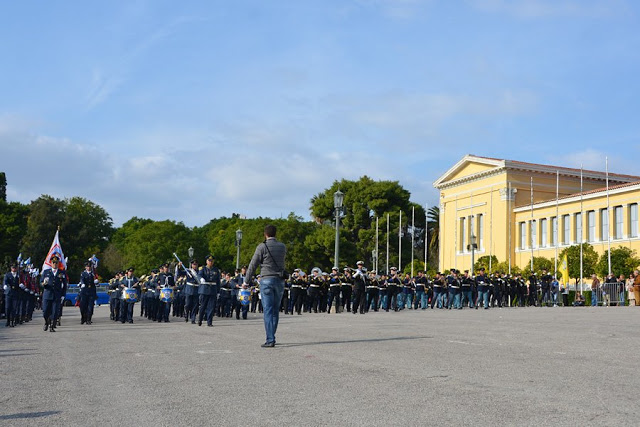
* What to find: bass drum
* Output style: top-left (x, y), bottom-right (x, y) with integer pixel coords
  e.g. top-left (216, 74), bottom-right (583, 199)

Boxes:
top-left (160, 288), bottom-right (174, 303)
top-left (123, 288), bottom-right (138, 303)
top-left (238, 289), bottom-right (251, 306)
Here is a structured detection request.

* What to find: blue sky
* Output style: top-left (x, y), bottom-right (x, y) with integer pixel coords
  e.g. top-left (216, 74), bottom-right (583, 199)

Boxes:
top-left (2, 0), bottom-right (639, 226)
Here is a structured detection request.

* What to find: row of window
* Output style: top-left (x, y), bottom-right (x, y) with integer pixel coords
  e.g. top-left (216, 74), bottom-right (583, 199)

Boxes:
top-left (518, 204), bottom-right (639, 249)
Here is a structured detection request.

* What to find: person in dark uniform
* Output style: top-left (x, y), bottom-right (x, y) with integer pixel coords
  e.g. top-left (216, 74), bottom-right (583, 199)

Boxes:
top-left (341, 268), bottom-right (353, 313)
top-left (233, 267), bottom-right (249, 320)
top-left (157, 264), bottom-right (174, 322)
top-left (378, 273), bottom-right (388, 310)
top-left (352, 261), bottom-right (367, 314)
top-left (431, 272), bottom-right (444, 309)
top-left (219, 272), bottom-right (233, 317)
top-left (289, 270), bottom-right (305, 315)
top-left (366, 271), bottom-right (380, 312)
top-left (197, 255), bottom-right (220, 327)
top-left (414, 270), bottom-right (427, 309)
top-left (540, 269), bottom-right (552, 307)
top-left (308, 268), bottom-right (323, 313)
top-left (79, 261), bottom-right (98, 325)
top-left (120, 267), bottom-right (139, 324)
top-left (402, 273), bottom-right (414, 310)
top-left (182, 260), bottom-right (200, 324)
top-left (387, 267), bottom-right (401, 311)
top-left (3, 263), bottom-right (20, 327)
top-left (448, 270), bottom-right (462, 309)
top-left (475, 267), bottom-right (489, 309)
top-left (461, 270), bottom-right (474, 308)
top-left (528, 273), bottom-right (538, 307)
top-left (40, 256), bottom-right (67, 332)
top-left (327, 267), bottom-right (342, 313)
top-left (109, 272), bottom-right (122, 321)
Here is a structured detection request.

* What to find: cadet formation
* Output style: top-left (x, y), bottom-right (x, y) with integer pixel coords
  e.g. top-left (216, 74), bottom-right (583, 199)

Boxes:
top-left (4, 253), bottom-right (640, 333)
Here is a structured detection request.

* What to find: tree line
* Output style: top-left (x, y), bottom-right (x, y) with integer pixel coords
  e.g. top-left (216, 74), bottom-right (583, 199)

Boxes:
top-left (0, 174), bottom-right (439, 282)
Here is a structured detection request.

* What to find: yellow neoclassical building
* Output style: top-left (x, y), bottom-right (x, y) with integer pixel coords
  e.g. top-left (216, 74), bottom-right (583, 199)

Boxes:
top-left (434, 155), bottom-right (640, 272)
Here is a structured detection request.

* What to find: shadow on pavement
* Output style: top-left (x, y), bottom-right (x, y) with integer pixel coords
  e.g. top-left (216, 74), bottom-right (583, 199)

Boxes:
top-left (0, 411), bottom-right (61, 420)
top-left (277, 335), bottom-right (433, 347)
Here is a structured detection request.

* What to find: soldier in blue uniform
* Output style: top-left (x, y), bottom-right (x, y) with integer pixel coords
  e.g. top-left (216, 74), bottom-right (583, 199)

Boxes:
top-left (387, 267), bottom-right (401, 311)
top-left (40, 256), bottom-right (67, 332)
top-left (157, 263), bottom-right (174, 322)
top-left (352, 261), bottom-right (367, 314)
top-left (197, 255), bottom-right (220, 327)
top-left (120, 267), bottom-right (139, 323)
top-left (108, 271), bottom-right (122, 321)
top-left (79, 261), bottom-right (98, 324)
top-left (144, 269), bottom-right (159, 320)
top-left (3, 263), bottom-right (20, 327)
top-left (181, 260), bottom-right (200, 324)
top-left (475, 267), bottom-right (489, 309)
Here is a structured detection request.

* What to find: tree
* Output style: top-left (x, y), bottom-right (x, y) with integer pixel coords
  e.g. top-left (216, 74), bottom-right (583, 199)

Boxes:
top-left (0, 201), bottom-right (29, 271)
top-left (0, 172), bottom-right (6, 202)
top-left (522, 256), bottom-right (554, 278)
top-left (309, 176), bottom-right (425, 270)
top-left (474, 255), bottom-right (499, 273)
top-left (559, 244), bottom-right (598, 280)
top-left (596, 247), bottom-right (640, 278)
top-left (426, 205), bottom-right (439, 270)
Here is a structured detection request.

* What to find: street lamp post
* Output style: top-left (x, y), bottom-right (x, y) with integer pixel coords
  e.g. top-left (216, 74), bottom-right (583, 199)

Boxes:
top-left (334, 190), bottom-right (344, 269)
top-left (188, 246), bottom-right (194, 260)
top-left (469, 234), bottom-right (477, 276)
top-left (371, 250), bottom-right (377, 272)
top-left (235, 229), bottom-right (242, 270)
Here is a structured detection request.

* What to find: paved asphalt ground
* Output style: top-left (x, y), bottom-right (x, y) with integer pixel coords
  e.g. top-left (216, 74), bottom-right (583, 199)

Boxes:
top-left (1, 304), bottom-right (639, 426)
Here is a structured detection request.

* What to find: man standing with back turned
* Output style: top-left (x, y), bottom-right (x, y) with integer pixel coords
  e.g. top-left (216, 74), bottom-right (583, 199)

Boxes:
top-left (244, 224), bottom-right (286, 348)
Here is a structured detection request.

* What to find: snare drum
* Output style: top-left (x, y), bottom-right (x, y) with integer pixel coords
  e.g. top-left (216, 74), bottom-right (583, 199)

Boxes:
top-left (123, 288), bottom-right (138, 303)
top-left (160, 288), bottom-right (174, 303)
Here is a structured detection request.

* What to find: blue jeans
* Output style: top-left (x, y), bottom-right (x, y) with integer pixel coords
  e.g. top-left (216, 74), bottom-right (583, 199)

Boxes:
top-left (415, 290), bottom-right (425, 309)
top-left (591, 292), bottom-right (598, 306)
top-left (261, 277), bottom-right (284, 344)
top-left (452, 291), bottom-right (461, 309)
top-left (462, 289), bottom-right (473, 308)
top-left (476, 289), bottom-right (489, 308)
top-left (619, 292), bottom-right (625, 306)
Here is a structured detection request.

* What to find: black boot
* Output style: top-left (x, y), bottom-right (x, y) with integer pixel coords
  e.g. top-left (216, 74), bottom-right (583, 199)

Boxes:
top-left (43, 319), bottom-right (49, 331)
top-left (81, 315), bottom-right (85, 325)
top-left (50, 320), bottom-right (56, 332)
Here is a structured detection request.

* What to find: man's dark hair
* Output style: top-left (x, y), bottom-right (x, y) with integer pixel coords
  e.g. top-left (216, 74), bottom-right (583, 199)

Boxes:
top-left (264, 224), bottom-right (277, 237)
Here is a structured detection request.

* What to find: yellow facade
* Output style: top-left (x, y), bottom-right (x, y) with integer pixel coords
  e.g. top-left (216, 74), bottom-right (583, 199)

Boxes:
top-left (434, 155), bottom-right (640, 272)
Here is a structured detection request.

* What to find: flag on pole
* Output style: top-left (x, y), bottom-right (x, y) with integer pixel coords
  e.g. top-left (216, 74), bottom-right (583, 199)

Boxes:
top-left (558, 253), bottom-right (569, 286)
top-left (89, 254), bottom-right (99, 269)
top-left (42, 230), bottom-right (66, 271)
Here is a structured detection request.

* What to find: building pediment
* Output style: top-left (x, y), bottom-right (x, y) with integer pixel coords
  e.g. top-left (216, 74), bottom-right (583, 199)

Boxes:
top-left (433, 155), bottom-right (505, 189)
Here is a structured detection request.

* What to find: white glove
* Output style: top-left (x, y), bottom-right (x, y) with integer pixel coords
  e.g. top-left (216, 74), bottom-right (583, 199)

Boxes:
top-left (200, 278), bottom-right (206, 284)
top-left (19, 283), bottom-right (25, 289)
top-left (3, 284), bottom-right (7, 291)
top-left (44, 278), bottom-right (50, 284)
top-left (81, 284), bottom-right (86, 288)
top-left (94, 279), bottom-right (99, 284)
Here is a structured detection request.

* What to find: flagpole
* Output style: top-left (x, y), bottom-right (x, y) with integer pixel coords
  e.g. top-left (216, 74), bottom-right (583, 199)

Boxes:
top-left (530, 177), bottom-right (534, 273)
top-left (411, 206), bottom-right (415, 278)
top-left (489, 186), bottom-right (493, 273)
top-left (508, 182), bottom-right (512, 275)
top-left (425, 203), bottom-right (428, 272)
top-left (375, 216), bottom-right (379, 273)
top-left (606, 156), bottom-right (611, 275)
top-left (580, 165), bottom-right (584, 294)
top-left (555, 170), bottom-right (559, 277)
top-left (386, 213), bottom-right (390, 274)
top-left (398, 210), bottom-right (402, 272)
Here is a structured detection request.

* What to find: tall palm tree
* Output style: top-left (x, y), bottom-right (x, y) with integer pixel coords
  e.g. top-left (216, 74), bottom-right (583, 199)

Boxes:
top-left (427, 206), bottom-right (439, 266)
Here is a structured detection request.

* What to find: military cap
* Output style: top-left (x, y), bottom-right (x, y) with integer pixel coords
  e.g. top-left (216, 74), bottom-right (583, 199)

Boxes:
top-left (356, 260), bottom-right (365, 266)
top-left (190, 259), bottom-right (198, 265)
top-left (84, 261), bottom-right (92, 267)
top-left (50, 255), bottom-right (60, 262)
top-left (10, 263), bottom-right (17, 268)
top-left (127, 267), bottom-right (135, 272)
top-left (390, 266), bottom-right (397, 271)
top-left (151, 268), bottom-right (159, 274)
top-left (332, 267), bottom-right (338, 271)
top-left (206, 255), bottom-right (215, 261)
top-left (478, 267), bottom-right (485, 271)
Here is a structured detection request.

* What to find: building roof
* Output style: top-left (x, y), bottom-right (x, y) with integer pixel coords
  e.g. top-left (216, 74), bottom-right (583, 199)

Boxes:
top-left (434, 154), bottom-right (640, 189)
